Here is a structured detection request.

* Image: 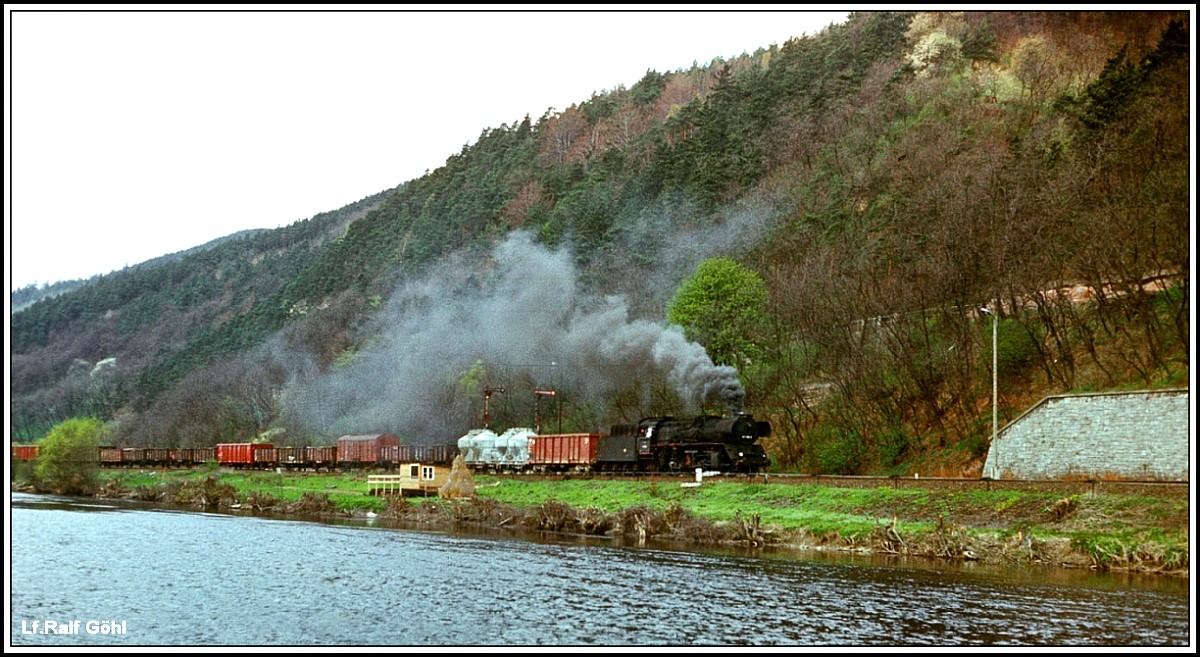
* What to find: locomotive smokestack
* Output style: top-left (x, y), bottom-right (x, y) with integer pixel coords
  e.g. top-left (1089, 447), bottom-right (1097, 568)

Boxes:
top-left (696, 362), bottom-right (744, 415)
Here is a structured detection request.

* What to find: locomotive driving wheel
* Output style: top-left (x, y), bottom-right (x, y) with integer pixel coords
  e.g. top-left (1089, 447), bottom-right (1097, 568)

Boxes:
top-left (657, 448), bottom-right (684, 474)
top-left (655, 449), bottom-right (676, 474)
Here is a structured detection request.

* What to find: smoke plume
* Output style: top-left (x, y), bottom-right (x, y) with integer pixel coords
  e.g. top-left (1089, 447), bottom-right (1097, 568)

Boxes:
top-left (281, 232), bottom-right (746, 440)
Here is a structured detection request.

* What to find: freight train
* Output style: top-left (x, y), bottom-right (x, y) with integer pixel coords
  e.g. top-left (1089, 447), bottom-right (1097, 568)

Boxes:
top-left (11, 413), bottom-right (771, 474)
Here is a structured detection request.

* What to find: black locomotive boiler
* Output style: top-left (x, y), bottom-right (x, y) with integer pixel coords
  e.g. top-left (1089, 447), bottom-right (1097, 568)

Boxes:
top-left (596, 413), bottom-right (771, 473)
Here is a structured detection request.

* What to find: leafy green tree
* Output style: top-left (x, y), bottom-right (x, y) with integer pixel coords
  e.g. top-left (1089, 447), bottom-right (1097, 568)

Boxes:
top-left (667, 258), bottom-right (768, 366)
top-left (35, 417), bottom-right (104, 495)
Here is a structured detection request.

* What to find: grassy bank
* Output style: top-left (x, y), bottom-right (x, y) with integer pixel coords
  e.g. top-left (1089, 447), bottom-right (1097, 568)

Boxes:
top-left (474, 477), bottom-right (1189, 572)
top-left (82, 468), bottom-right (1188, 576)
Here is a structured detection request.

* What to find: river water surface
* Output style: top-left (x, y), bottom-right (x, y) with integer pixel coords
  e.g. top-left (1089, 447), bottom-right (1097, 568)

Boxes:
top-left (8, 492), bottom-right (1191, 647)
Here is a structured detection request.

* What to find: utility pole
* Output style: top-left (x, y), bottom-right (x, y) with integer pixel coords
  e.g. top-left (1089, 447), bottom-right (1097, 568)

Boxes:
top-left (533, 390), bottom-right (557, 434)
top-left (551, 361), bottom-right (563, 433)
top-left (980, 306), bottom-right (998, 477)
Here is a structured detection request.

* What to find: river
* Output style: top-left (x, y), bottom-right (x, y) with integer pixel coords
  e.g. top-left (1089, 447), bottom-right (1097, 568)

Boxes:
top-left (8, 492), bottom-right (1191, 647)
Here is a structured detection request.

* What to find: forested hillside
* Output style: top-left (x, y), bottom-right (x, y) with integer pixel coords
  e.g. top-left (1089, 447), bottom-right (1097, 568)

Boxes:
top-left (11, 11), bottom-right (1189, 475)
top-left (12, 229), bottom-right (277, 313)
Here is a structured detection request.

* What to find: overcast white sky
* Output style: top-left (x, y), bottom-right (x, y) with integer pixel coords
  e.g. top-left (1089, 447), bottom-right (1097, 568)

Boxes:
top-left (4, 6), bottom-right (850, 290)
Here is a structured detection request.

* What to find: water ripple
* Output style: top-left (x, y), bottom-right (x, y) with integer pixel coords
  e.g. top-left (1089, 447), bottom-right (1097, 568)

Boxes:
top-left (9, 493), bottom-right (1189, 647)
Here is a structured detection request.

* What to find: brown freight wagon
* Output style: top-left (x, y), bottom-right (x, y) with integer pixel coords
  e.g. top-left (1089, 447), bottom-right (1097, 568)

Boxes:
top-left (379, 444), bottom-right (459, 466)
top-left (216, 443), bottom-right (274, 466)
top-left (379, 444), bottom-right (452, 465)
top-left (378, 445), bottom-right (401, 465)
top-left (528, 434), bottom-right (602, 472)
top-left (143, 448), bottom-right (173, 465)
top-left (304, 446), bottom-right (338, 467)
top-left (337, 434), bottom-right (401, 466)
top-left (391, 444), bottom-right (459, 465)
top-left (169, 448), bottom-right (204, 465)
top-left (99, 448), bottom-right (124, 465)
top-left (121, 448), bottom-right (146, 465)
top-left (274, 446), bottom-right (305, 466)
top-left (253, 447), bottom-right (280, 465)
top-left (172, 447), bottom-right (216, 466)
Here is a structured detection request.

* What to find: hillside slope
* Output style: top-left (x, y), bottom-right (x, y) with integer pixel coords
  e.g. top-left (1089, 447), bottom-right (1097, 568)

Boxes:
top-left (10, 12), bottom-right (1189, 474)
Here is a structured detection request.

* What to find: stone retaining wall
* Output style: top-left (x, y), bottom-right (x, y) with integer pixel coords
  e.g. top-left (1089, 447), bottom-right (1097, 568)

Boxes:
top-left (982, 389), bottom-right (1189, 481)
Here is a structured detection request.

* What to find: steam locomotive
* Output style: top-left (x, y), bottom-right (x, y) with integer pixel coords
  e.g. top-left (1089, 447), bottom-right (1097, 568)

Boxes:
top-left (598, 414), bottom-right (772, 473)
top-left (460, 413), bottom-right (771, 474)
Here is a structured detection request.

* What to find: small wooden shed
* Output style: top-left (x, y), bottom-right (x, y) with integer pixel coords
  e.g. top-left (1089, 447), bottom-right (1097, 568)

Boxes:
top-left (367, 463), bottom-right (449, 497)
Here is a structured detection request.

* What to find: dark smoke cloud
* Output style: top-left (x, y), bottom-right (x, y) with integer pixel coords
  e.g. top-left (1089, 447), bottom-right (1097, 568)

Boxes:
top-left (280, 232), bottom-right (746, 441)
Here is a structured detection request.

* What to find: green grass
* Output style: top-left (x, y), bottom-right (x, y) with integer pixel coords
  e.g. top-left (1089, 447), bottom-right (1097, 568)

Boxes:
top-left (95, 470), bottom-right (1188, 563)
top-left (99, 468), bottom-right (389, 513)
top-left (476, 479), bottom-right (945, 539)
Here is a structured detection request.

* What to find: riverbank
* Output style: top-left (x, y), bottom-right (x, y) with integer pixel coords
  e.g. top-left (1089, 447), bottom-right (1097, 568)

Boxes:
top-left (18, 468), bottom-right (1190, 577)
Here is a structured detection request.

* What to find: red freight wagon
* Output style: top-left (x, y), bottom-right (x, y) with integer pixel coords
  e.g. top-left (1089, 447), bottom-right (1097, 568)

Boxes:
top-left (528, 433), bottom-right (601, 472)
top-left (337, 434), bottom-right (401, 465)
top-left (12, 445), bottom-right (40, 461)
top-left (216, 443), bottom-right (274, 466)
